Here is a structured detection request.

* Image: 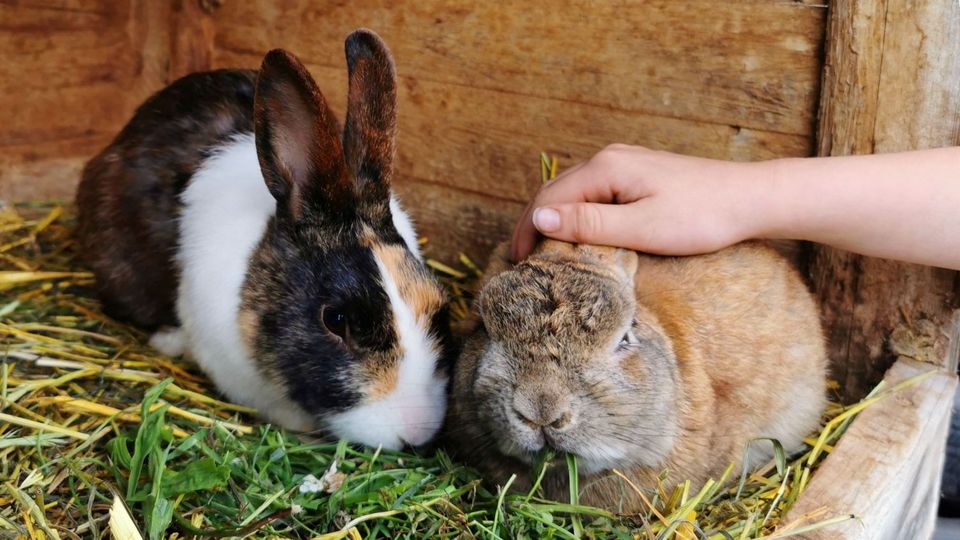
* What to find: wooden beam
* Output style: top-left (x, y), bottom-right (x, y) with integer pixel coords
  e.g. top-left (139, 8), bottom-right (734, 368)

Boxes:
top-left (949, 310), bottom-right (960, 372)
top-left (212, 0), bottom-right (827, 135)
top-left (807, 0), bottom-right (960, 400)
top-left (784, 358), bottom-right (957, 539)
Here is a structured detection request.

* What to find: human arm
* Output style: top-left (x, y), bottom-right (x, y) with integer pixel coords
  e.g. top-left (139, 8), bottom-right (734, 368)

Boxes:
top-left (510, 144), bottom-right (960, 270)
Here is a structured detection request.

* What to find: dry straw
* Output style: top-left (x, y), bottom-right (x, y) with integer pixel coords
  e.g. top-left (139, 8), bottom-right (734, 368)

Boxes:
top-left (0, 168), bottom-right (920, 539)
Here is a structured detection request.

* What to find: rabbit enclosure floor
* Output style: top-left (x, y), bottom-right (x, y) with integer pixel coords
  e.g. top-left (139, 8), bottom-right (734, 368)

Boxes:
top-left (0, 202), bottom-right (913, 539)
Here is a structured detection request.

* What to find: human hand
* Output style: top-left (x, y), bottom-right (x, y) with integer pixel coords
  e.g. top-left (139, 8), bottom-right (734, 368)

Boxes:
top-left (510, 144), bottom-right (769, 262)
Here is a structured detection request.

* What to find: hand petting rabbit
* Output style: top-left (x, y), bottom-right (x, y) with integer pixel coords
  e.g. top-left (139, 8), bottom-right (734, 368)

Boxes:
top-left (446, 240), bottom-right (827, 510)
top-left (76, 30), bottom-right (453, 449)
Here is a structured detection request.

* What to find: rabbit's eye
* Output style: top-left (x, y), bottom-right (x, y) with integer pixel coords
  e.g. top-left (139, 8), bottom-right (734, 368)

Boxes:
top-left (322, 306), bottom-right (350, 341)
top-left (618, 330), bottom-right (639, 349)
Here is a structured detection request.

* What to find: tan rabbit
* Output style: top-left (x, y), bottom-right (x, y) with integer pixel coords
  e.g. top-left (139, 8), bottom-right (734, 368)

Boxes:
top-left (445, 240), bottom-right (827, 510)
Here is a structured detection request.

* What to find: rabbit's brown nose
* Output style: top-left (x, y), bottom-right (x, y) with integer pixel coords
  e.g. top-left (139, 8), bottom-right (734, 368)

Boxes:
top-left (512, 390), bottom-right (574, 430)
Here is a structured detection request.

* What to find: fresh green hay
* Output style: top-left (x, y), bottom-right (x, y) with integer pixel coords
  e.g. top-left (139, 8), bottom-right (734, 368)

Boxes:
top-left (0, 199), bottom-right (922, 539)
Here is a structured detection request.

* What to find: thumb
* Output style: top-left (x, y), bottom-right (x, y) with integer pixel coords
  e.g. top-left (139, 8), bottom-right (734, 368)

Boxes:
top-left (532, 202), bottom-right (643, 249)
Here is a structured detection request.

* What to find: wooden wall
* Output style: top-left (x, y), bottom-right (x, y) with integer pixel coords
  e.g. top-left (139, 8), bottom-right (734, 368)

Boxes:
top-left (0, 0), bottom-right (827, 263)
top-left (1, 1), bottom-right (159, 201)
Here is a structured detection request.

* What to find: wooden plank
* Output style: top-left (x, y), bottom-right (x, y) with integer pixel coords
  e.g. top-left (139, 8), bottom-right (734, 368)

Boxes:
top-left (874, 0), bottom-right (960, 151)
top-left (0, 156), bottom-right (88, 202)
top-left (167, 0), bottom-right (218, 78)
top-left (0, 1), bottom-right (140, 146)
top-left (214, 51), bottom-right (813, 206)
top-left (783, 358), bottom-right (957, 539)
top-left (949, 310), bottom-right (960, 372)
top-left (807, 0), bottom-right (960, 400)
top-left (393, 176), bottom-right (525, 266)
top-left (0, 0), bottom-right (178, 203)
top-left (212, 0), bottom-right (826, 135)
top-left (814, 0), bottom-right (887, 156)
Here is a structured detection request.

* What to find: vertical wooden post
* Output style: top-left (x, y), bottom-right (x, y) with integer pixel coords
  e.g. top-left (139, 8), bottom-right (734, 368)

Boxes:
top-left (808, 0), bottom-right (960, 400)
top-left (128, 1), bottom-right (219, 98)
top-left (168, 0), bottom-right (220, 79)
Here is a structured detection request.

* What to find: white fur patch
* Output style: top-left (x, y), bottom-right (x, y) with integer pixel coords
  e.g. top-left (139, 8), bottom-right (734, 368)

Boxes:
top-left (389, 196), bottom-right (422, 260)
top-left (177, 134), bottom-right (314, 431)
top-left (326, 251), bottom-right (447, 449)
top-left (149, 327), bottom-right (187, 357)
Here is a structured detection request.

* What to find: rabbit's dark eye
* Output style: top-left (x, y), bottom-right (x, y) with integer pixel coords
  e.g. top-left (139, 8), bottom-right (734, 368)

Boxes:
top-left (618, 329), bottom-right (639, 350)
top-left (322, 306), bottom-right (350, 341)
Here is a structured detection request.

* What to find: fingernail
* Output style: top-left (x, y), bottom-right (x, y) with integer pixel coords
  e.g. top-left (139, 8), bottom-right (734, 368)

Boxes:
top-left (533, 207), bottom-right (561, 232)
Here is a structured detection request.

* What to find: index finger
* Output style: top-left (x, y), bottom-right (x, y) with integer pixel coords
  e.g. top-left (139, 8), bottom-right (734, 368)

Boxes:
top-left (510, 161), bottom-right (589, 261)
top-left (511, 158), bottom-right (645, 261)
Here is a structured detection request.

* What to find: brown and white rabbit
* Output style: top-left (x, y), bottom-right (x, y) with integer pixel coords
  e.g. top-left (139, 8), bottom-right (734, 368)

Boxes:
top-left (446, 240), bottom-right (827, 510)
top-left (75, 30), bottom-right (453, 449)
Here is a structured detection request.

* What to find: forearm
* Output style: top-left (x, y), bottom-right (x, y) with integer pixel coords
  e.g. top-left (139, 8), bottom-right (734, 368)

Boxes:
top-left (750, 147), bottom-right (960, 270)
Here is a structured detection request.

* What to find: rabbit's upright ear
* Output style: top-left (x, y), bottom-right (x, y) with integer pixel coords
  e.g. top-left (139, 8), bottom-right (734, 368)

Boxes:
top-left (342, 29), bottom-right (397, 207)
top-left (254, 49), bottom-right (351, 221)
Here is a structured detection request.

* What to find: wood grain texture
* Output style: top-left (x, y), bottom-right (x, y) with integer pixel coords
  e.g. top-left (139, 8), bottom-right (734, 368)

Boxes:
top-left (808, 0), bottom-right (960, 400)
top-left (394, 177), bottom-right (526, 267)
top-left (0, 0), bottom-right (215, 202)
top-left (784, 358), bottom-right (958, 540)
top-left (168, 0), bottom-right (218, 78)
top-left (210, 1), bottom-right (826, 261)
top-left (215, 0), bottom-right (826, 134)
top-left (814, 0), bottom-right (887, 156)
top-left (216, 52), bottom-right (814, 204)
top-left (0, 0), bottom-right (141, 200)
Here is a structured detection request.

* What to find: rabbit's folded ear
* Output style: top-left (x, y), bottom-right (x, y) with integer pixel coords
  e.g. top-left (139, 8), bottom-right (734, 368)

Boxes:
top-left (537, 240), bottom-right (638, 282)
top-left (581, 246), bottom-right (639, 282)
top-left (254, 49), bottom-right (351, 221)
top-left (343, 29), bottom-right (397, 207)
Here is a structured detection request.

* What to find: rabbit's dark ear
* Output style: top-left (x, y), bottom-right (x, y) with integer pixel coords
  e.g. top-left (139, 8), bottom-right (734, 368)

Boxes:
top-left (255, 49), bottom-right (350, 221)
top-left (342, 29), bottom-right (397, 205)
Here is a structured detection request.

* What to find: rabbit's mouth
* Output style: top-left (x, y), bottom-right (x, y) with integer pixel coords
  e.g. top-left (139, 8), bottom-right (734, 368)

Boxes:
top-left (496, 439), bottom-right (629, 476)
top-left (495, 423), bottom-right (628, 475)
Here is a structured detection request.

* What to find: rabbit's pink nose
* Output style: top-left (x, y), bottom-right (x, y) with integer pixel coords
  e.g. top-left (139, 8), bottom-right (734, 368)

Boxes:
top-left (512, 391), bottom-right (574, 431)
top-left (395, 408), bottom-right (442, 448)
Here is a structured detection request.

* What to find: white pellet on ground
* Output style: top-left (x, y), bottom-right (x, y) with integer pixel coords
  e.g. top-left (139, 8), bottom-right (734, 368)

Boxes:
top-left (298, 461), bottom-right (344, 494)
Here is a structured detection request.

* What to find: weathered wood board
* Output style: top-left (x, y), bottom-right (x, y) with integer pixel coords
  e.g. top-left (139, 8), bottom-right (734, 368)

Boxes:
top-left (214, 0), bottom-right (826, 134)
top-left (785, 357), bottom-right (958, 539)
top-left (0, 1), bottom-right (174, 202)
top-left (807, 0), bottom-right (960, 399)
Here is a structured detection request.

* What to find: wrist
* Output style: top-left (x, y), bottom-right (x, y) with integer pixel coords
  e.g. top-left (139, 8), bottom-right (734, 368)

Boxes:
top-left (719, 158), bottom-right (787, 243)
top-left (742, 157), bottom-right (803, 241)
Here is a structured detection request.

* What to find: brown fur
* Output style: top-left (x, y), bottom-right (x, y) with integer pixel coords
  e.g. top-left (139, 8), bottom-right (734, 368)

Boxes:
top-left (254, 49), bottom-right (351, 221)
top-left (371, 242), bottom-right (446, 326)
top-left (445, 240), bottom-right (828, 511)
top-left (75, 69), bottom-right (258, 328)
